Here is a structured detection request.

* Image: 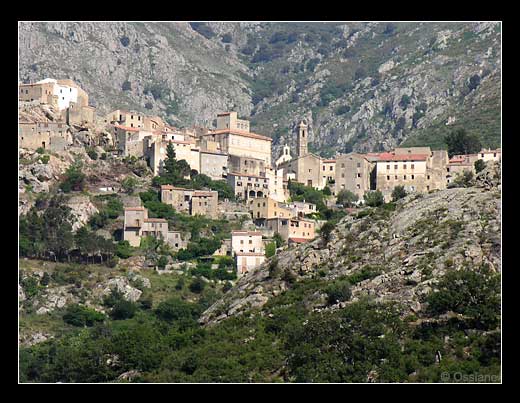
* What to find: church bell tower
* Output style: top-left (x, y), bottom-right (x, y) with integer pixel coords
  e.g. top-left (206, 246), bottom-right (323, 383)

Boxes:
top-left (297, 120), bottom-right (308, 157)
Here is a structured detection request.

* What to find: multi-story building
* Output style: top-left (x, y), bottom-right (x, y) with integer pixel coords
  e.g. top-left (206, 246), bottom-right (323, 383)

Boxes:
top-left (286, 201), bottom-right (317, 217)
top-left (275, 144), bottom-right (292, 167)
top-left (114, 125), bottom-right (154, 157)
top-left (265, 167), bottom-right (288, 202)
top-left (477, 148), bottom-right (501, 162)
top-left (335, 153), bottom-right (377, 199)
top-left (321, 159), bottom-right (336, 189)
top-left (248, 197), bottom-right (295, 222)
top-left (199, 150), bottom-right (228, 180)
top-left (160, 185), bottom-right (218, 218)
top-left (227, 172), bottom-right (270, 200)
top-left (228, 155), bottom-right (266, 177)
top-left (201, 112), bottom-right (272, 166)
top-left (265, 217), bottom-right (316, 244)
top-left (105, 109), bottom-right (145, 129)
top-left (446, 154), bottom-right (476, 185)
top-left (147, 139), bottom-right (200, 176)
top-left (231, 230), bottom-right (266, 277)
top-left (19, 121), bottom-right (72, 151)
top-left (123, 206), bottom-right (187, 248)
top-left (375, 147), bottom-right (448, 201)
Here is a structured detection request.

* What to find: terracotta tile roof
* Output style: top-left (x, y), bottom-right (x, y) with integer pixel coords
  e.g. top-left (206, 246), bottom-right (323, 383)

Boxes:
top-left (144, 218), bottom-right (168, 223)
top-left (210, 129), bottom-right (272, 142)
top-left (193, 191), bottom-right (217, 197)
top-left (235, 252), bottom-right (265, 256)
top-left (232, 231), bottom-right (263, 236)
top-left (228, 172), bottom-right (269, 180)
top-left (323, 159), bottom-right (336, 163)
top-left (113, 124), bottom-right (141, 132)
top-left (377, 152), bottom-right (428, 162)
top-left (288, 237), bottom-right (311, 243)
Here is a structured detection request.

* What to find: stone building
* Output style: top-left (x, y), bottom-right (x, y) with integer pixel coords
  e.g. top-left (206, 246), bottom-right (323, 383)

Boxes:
top-left (275, 144), bottom-right (292, 167)
top-left (265, 217), bottom-right (316, 244)
top-left (114, 125), bottom-right (154, 157)
top-left (286, 201), bottom-right (317, 217)
top-left (248, 197), bottom-right (295, 223)
top-left (160, 185), bottom-right (218, 218)
top-left (147, 138), bottom-right (200, 176)
top-left (227, 172), bottom-right (270, 200)
top-left (265, 167), bottom-right (288, 202)
top-left (105, 110), bottom-right (145, 129)
top-left (201, 112), bottom-right (272, 166)
top-left (231, 230), bottom-right (266, 277)
top-left (19, 121), bottom-right (72, 151)
top-left (335, 153), bottom-right (376, 199)
top-left (228, 155), bottom-right (266, 177)
top-left (321, 159), bottom-right (336, 189)
top-left (199, 150), bottom-right (228, 180)
top-left (478, 148), bottom-right (501, 162)
top-left (375, 147), bottom-right (448, 201)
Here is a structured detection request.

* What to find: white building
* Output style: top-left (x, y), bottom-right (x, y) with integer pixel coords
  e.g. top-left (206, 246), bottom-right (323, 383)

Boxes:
top-left (36, 78), bottom-right (79, 111)
top-left (231, 230), bottom-right (265, 278)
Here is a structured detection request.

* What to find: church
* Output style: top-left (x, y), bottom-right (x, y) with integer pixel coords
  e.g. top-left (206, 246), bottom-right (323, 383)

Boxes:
top-left (277, 121), bottom-right (334, 190)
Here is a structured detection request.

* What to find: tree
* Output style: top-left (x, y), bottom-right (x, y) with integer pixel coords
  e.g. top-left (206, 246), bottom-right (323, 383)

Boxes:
top-left (336, 190), bottom-right (358, 207)
top-left (121, 176), bottom-right (137, 194)
top-left (364, 190), bottom-right (384, 207)
top-left (273, 233), bottom-right (284, 248)
top-left (326, 279), bottom-right (352, 305)
top-left (156, 255), bottom-right (168, 269)
top-left (265, 242), bottom-right (276, 258)
top-left (391, 185), bottom-right (407, 202)
top-left (42, 195), bottom-right (74, 260)
top-left (474, 159), bottom-right (486, 173)
top-left (189, 277), bottom-right (206, 294)
top-left (320, 221), bottom-right (336, 244)
top-left (60, 164), bottom-right (86, 193)
top-left (63, 304), bottom-right (106, 327)
top-left (110, 300), bottom-right (138, 320)
top-left (116, 241), bottom-right (133, 259)
top-left (444, 129), bottom-right (482, 157)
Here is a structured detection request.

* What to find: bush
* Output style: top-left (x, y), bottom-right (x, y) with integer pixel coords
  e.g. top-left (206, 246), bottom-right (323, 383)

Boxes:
top-left (36, 147), bottom-right (45, 154)
top-left (474, 159), bottom-right (486, 173)
top-left (189, 277), bottom-right (206, 294)
top-left (326, 280), bottom-right (352, 305)
top-left (122, 81), bottom-right (132, 91)
top-left (320, 221), bottom-right (336, 244)
top-left (40, 155), bottom-right (50, 164)
top-left (155, 297), bottom-right (200, 327)
top-left (336, 189), bottom-right (358, 207)
top-left (265, 242), bottom-right (276, 258)
top-left (139, 291), bottom-right (153, 310)
top-left (335, 105), bottom-right (351, 115)
top-left (391, 185), bottom-right (407, 202)
top-left (121, 176), bottom-right (137, 194)
top-left (63, 304), bottom-right (106, 327)
top-left (221, 33), bottom-right (232, 43)
top-left (87, 148), bottom-right (98, 160)
top-left (116, 241), bottom-right (133, 259)
top-left (110, 300), bottom-right (138, 320)
top-left (364, 190), bottom-right (384, 207)
top-left (60, 164), bottom-right (86, 193)
top-left (175, 278), bottom-right (185, 290)
top-left (100, 153), bottom-right (107, 160)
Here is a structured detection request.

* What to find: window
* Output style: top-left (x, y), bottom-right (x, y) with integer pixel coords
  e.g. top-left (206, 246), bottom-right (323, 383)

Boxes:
top-left (403, 164), bottom-right (407, 169)
top-left (426, 186), bottom-right (430, 191)
top-left (356, 184), bottom-right (360, 189)
top-left (387, 175), bottom-right (390, 180)
top-left (394, 164), bottom-right (398, 170)
top-left (386, 165), bottom-right (390, 170)
top-left (411, 175), bottom-right (415, 180)
top-left (240, 240), bottom-right (244, 244)
top-left (404, 175), bottom-right (407, 180)
top-left (481, 153), bottom-right (484, 157)
top-left (411, 164), bottom-right (415, 169)
top-left (308, 169), bottom-right (312, 173)
top-left (341, 173), bottom-right (345, 178)
top-left (494, 153), bottom-right (497, 157)
top-left (427, 175), bottom-right (430, 180)
top-left (395, 175), bottom-right (397, 180)
top-left (341, 163), bottom-right (345, 168)
top-left (447, 168), bottom-right (450, 172)
top-left (357, 173), bottom-right (361, 178)
top-left (322, 166), bottom-right (326, 171)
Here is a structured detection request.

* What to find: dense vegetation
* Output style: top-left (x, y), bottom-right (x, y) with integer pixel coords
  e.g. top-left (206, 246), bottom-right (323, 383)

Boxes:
top-left (20, 262), bottom-right (500, 382)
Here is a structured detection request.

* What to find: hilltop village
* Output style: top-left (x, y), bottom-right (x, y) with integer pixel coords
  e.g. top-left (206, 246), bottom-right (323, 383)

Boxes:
top-left (19, 78), bottom-right (501, 278)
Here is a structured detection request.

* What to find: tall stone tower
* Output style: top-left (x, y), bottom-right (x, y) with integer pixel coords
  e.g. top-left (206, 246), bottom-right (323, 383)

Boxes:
top-left (297, 121), bottom-right (308, 157)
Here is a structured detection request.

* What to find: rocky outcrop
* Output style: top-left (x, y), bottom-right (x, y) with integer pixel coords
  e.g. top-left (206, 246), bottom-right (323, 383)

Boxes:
top-left (93, 277), bottom-right (143, 302)
top-left (201, 176), bottom-right (501, 326)
top-left (66, 195), bottom-right (99, 231)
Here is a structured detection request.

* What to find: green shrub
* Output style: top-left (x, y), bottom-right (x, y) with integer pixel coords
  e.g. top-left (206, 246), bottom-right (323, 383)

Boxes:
top-left (189, 277), bottom-right (206, 293)
top-left (337, 190), bottom-right (358, 207)
top-left (391, 186), bottom-right (407, 202)
top-left (87, 148), bottom-right (98, 160)
top-left (474, 159), bottom-right (486, 173)
top-left (110, 300), bottom-right (138, 320)
top-left (39, 155), bottom-right (50, 164)
top-left (63, 304), bottom-right (106, 327)
top-left (364, 190), bottom-right (384, 207)
top-left (265, 242), bottom-right (276, 258)
top-left (116, 241), bottom-right (133, 259)
top-left (326, 279), bottom-right (352, 305)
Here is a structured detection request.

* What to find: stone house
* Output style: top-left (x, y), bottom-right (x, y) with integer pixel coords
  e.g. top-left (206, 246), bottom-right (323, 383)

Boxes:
top-left (199, 150), bottom-right (228, 180)
top-left (286, 201), bottom-right (317, 217)
top-left (19, 121), bottom-right (72, 151)
top-left (160, 185), bottom-right (218, 218)
top-left (478, 148), bottom-right (501, 162)
top-left (147, 138), bottom-right (200, 176)
top-left (335, 153), bottom-right (376, 199)
top-left (265, 217), bottom-right (316, 244)
top-left (114, 125), bottom-right (154, 157)
top-left (321, 159), bottom-right (336, 189)
top-left (248, 197), bottom-right (295, 223)
top-left (231, 230), bottom-right (266, 277)
top-left (201, 112), bottom-right (272, 166)
top-left (227, 172), bottom-right (270, 200)
top-left (228, 155), bottom-right (266, 177)
top-left (265, 167), bottom-right (288, 202)
top-left (123, 206), bottom-right (188, 249)
top-left (105, 110), bottom-right (145, 129)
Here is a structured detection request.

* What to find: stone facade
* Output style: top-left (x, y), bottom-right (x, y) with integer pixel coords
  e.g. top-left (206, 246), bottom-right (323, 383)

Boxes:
top-left (227, 172), bottom-right (270, 201)
top-left (265, 217), bottom-right (316, 243)
top-left (19, 121), bottom-right (72, 151)
top-left (160, 185), bottom-right (218, 218)
top-left (147, 139), bottom-right (200, 176)
top-left (335, 153), bottom-right (375, 199)
top-left (105, 109), bottom-right (145, 128)
top-left (280, 153), bottom-right (324, 189)
top-left (199, 151), bottom-right (228, 180)
top-left (228, 155), bottom-right (266, 177)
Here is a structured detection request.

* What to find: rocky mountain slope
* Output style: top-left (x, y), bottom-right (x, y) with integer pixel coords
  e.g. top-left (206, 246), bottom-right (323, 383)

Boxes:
top-left (200, 161), bottom-right (501, 326)
top-left (19, 21), bottom-right (501, 157)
